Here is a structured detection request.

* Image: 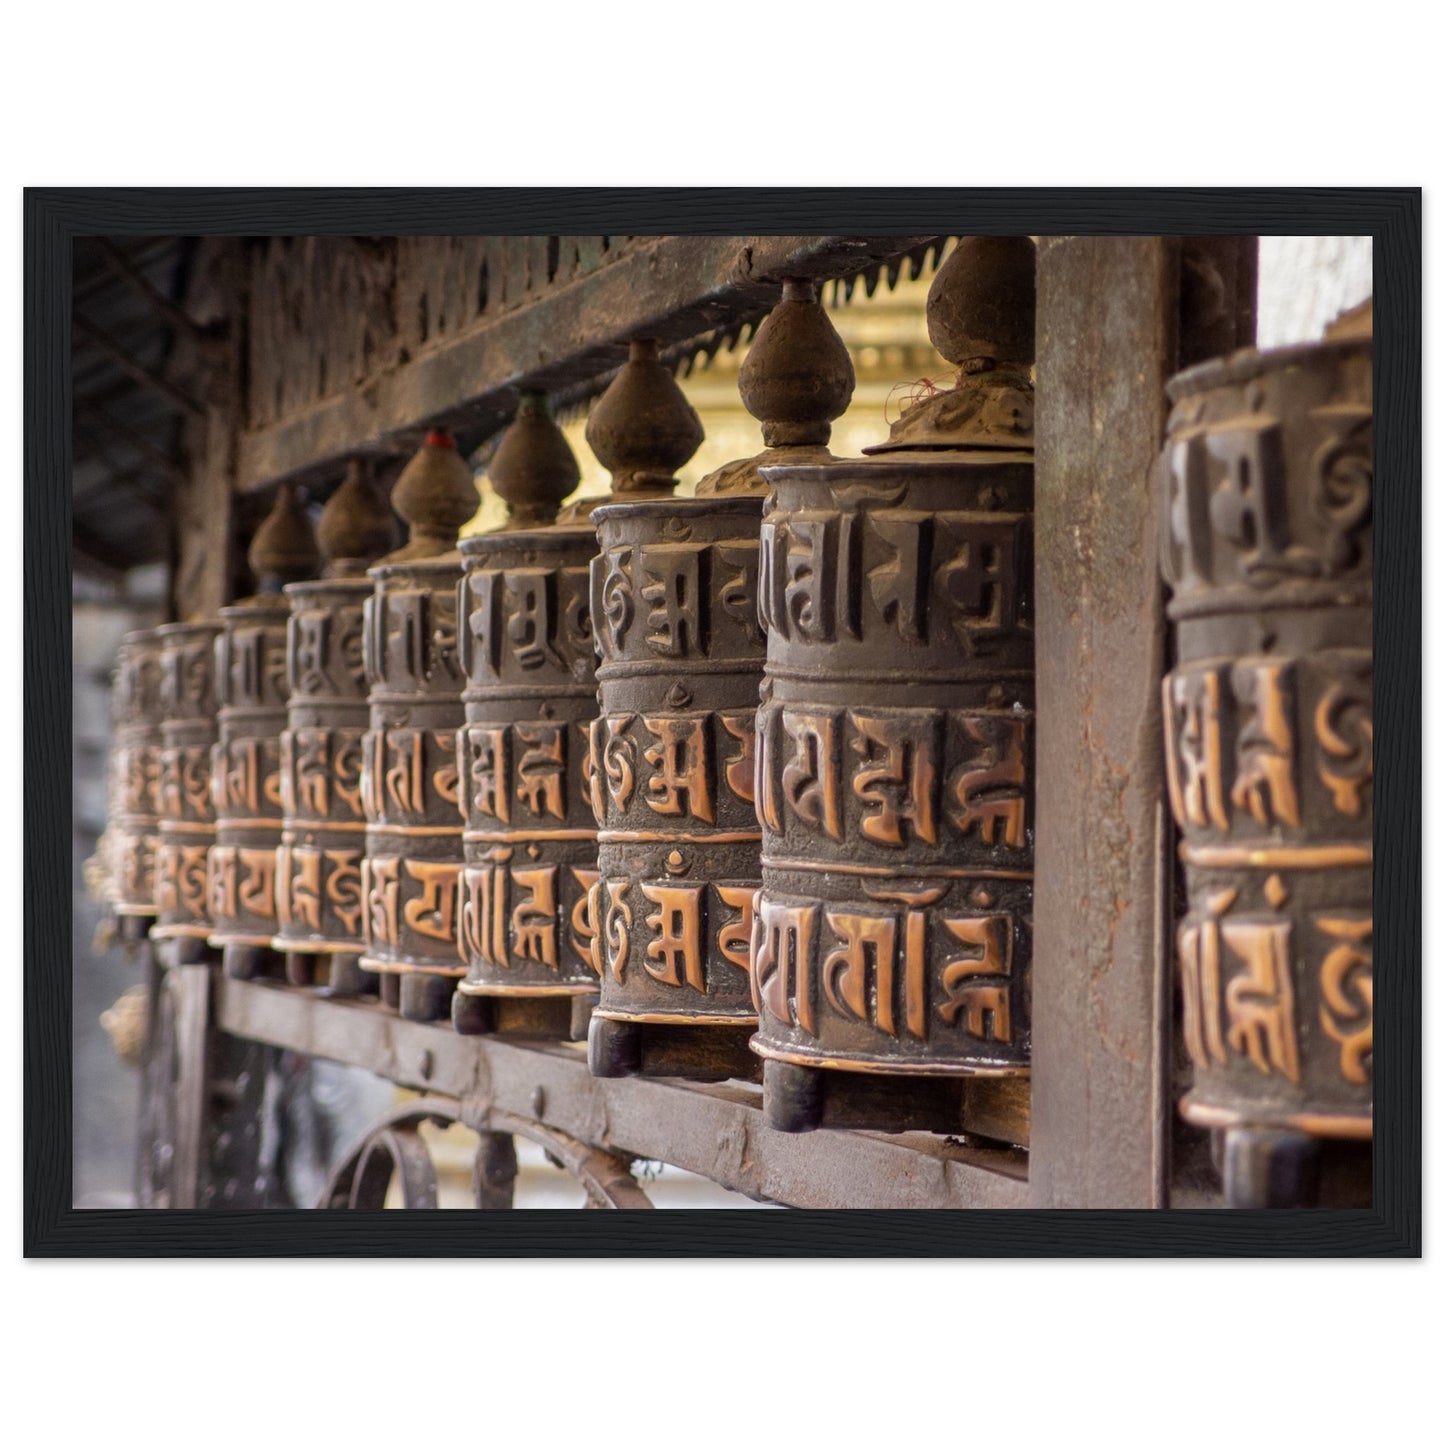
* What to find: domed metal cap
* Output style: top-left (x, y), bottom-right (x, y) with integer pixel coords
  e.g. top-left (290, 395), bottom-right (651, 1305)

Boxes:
top-left (698, 278), bottom-right (856, 496)
top-left (247, 480), bottom-right (321, 589)
top-left (489, 391), bottom-right (581, 530)
top-left (584, 339), bottom-right (704, 495)
top-left (317, 458), bottom-right (400, 576)
top-left (868, 236), bottom-right (1036, 454)
top-left (385, 428), bottom-right (480, 560)
top-left (927, 235), bottom-right (1036, 368)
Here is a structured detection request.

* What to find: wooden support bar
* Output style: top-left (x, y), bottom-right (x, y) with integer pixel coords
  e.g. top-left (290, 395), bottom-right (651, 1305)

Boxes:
top-left (74, 399), bottom-right (188, 483)
top-left (214, 976), bottom-right (1029, 1210)
top-left (72, 311), bottom-right (204, 418)
top-left (95, 238), bottom-right (211, 344)
top-left (1030, 236), bottom-right (1181, 1208)
top-left (166, 962), bottom-right (214, 1209)
top-left (234, 234), bottom-right (941, 494)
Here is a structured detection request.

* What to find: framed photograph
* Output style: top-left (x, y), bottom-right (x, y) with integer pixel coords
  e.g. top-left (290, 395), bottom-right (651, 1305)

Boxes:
top-left (25, 188), bottom-right (1420, 1256)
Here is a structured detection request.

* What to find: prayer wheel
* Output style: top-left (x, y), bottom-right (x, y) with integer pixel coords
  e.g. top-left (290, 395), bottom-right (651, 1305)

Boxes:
top-left (451, 393), bottom-right (602, 1040)
top-left (151, 620), bottom-right (223, 951)
top-left (274, 460), bottom-right (399, 992)
top-left (752, 238), bottom-right (1037, 1134)
top-left (108, 627), bottom-right (165, 933)
top-left (586, 286), bottom-right (854, 1082)
top-left (1158, 303), bottom-right (1373, 1206)
top-left (358, 431), bottom-right (479, 1019)
top-left (209, 482), bottom-right (322, 978)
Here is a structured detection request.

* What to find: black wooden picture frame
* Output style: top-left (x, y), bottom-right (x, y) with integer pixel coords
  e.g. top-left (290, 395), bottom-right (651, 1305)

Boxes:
top-left (25, 187), bottom-right (1421, 1256)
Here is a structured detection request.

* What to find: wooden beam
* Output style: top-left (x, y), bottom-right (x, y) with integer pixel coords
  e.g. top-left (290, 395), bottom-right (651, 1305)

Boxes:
top-left (234, 234), bottom-right (942, 493)
top-left (74, 399), bottom-right (188, 484)
top-left (1030, 237), bottom-right (1181, 1208)
top-left (94, 238), bottom-right (211, 344)
top-left (214, 974), bottom-right (1028, 1210)
top-left (72, 311), bottom-right (204, 418)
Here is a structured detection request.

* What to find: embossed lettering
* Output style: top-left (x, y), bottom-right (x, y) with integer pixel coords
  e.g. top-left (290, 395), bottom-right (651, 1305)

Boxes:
top-left (569, 867), bottom-right (602, 971)
top-left (325, 850), bottom-right (364, 937)
top-left (868, 512), bottom-right (931, 642)
top-left (1315, 653), bottom-right (1373, 818)
top-left (467, 725), bottom-right (510, 824)
top-left (603, 716), bottom-right (637, 814)
top-left (403, 860), bottom-right (460, 943)
top-left (238, 848), bottom-right (277, 920)
top-left (504, 569), bottom-right (556, 671)
top-left (719, 712), bottom-right (756, 806)
top-left (1231, 660), bottom-right (1300, 829)
top-left (937, 913), bottom-right (1014, 1042)
top-left (936, 517), bottom-right (1026, 649)
top-left (752, 898), bottom-right (819, 1035)
top-left (283, 846), bottom-right (321, 931)
top-left (781, 709), bottom-right (841, 840)
top-left (365, 856), bottom-right (401, 949)
top-left (639, 544), bottom-right (704, 656)
top-left (294, 728), bottom-right (331, 818)
top-left (604, 880), bottom-right (632, 983)
top-left (1178, 888), bottom-right (1235, 1071)
top-left (384, 729), bottom-right (426, 816)
top-left (950, 714), bottom-right (1028, 848)
top-left (1318, 915), bottom-right (1373, 1085)
top-left (643, 716), bottom-right (713, 822)
top-left (1164, 669), bottom-right (1230, 832)
top-left (640, 882), bottom-right (706, 990)
top-left (515, 723), bottom-right (566, 820)
top-left (851, 711), bottom-right (939, 847)
top-left (715, 885), bottom-right (757, 975)
top-left (208, 847), bottom-right (238, 922)
top-left (1223, 914), bottom-right (1299, 1082)
top-left (782, 513), bottom-right (835, 642)
top-left (510, 866), bottom-right (558, 968)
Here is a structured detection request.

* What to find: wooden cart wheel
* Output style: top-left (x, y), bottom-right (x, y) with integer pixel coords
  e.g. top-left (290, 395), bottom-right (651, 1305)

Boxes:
top-left (318, 1099), bottom-right (654, 1210)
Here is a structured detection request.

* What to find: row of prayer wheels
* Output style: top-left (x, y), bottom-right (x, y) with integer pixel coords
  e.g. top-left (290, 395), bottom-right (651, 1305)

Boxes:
top-left (102, 238), bottom-right (1373, 1163)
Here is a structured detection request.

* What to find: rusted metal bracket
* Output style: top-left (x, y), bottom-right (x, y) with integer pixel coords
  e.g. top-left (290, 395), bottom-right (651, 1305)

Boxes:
top-left (214, 973), bottom-right (1028, 1209)
top-left (234, 235), bottom-right (944, 496)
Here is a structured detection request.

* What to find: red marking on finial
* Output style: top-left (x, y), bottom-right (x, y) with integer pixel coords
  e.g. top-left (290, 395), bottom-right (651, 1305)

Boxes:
top-left (426, 429), bottom-right (456, 448)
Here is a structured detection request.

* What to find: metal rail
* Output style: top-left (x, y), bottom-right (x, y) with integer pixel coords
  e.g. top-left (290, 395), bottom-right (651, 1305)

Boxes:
top-left (215, 974), bottom-right (1028, 1209)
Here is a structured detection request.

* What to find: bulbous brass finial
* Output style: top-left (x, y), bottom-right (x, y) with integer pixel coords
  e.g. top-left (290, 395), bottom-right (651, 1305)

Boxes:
top-left (317, 458), bottom-right (400, 577)
top-left (867, 236), bottom-right (1036, 454)
top-left (489, 391), bottom-right (581, 530)
top-left (247, 480), bottom-right (321, 590)
top-left (698, 278), bottom-right (855, 496)
top-left (385, 428), bottom-right (480, 560)
top-left (584, 339), bottom-right (704, 496)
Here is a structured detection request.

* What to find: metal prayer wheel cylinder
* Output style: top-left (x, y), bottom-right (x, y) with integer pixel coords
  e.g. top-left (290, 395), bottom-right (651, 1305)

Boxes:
top-left (109, 628), bottom-right (165, 921)
top-left (749, 455), bottom-right (1035, 1080)
top-left (273, 578), bottom-right (371, 972)
top-left (357, 554), bottom-right (467, 1002)
top-left (453, 527), bottom-right (601, 1020)
top-left (588, 496), bottom-right (766, 1046)
top-left (1158, 327), bottom-right (1373, 1174)
top-left (207, 599), bottom-right (290, 964)
top-left (152, 621), bottom-right (222, 943)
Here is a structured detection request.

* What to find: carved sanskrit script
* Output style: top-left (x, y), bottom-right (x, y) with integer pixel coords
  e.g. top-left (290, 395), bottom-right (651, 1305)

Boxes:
top-left (1178, 887), bottom-right (1371, 1086)
top-left (759, 704), bottom-right (1032, 851)
top-left (1164, 652), bottom-right (1373, 835)
top-left (753, 888), bottom-right (1020, 1046)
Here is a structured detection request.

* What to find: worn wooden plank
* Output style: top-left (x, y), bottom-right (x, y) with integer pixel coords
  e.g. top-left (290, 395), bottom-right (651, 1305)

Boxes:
top-left (1030, 236), bottom-right (1181, 1208)
top-left (171, 240), bottom-right (244, 619)
top-left (234, 234), bottom-right (940, 494)
top-left (214, 976), bottom-right (1028, 1210)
